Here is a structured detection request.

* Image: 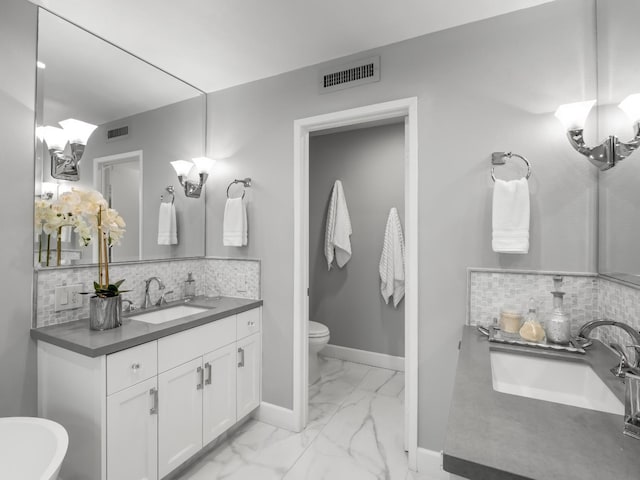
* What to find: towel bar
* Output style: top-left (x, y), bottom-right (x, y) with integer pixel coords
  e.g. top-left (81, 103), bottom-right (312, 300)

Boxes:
top-left (491, 152), bottom-right (531, 182)
top-left (226, 178), bottom-right (252, 199)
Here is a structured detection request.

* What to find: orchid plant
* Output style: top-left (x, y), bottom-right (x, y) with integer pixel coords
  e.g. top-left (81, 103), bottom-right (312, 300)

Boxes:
top-left (35, 188), bottom-right (127, 296)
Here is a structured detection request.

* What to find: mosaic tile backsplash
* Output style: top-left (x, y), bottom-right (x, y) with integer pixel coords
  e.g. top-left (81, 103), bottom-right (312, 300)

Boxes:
top-left (35, 257), bottom-right (260, 327)
top-left (468, 269), bottom-right (640, 361)
top-left (468, 269), bottom-right (599, 336)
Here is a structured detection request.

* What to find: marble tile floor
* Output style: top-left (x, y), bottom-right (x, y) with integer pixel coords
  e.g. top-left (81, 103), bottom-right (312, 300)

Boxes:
top-left (176, 356), bottom-right (435, 480)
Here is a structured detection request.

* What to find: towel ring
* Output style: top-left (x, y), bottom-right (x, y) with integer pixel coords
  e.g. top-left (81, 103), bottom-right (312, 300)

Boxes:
top-left (491, 152), bottom-right (531, 182)
top-left (226, 178), bottom-right (252, 199)
top-left (161, 186), bottom-right (175, 204)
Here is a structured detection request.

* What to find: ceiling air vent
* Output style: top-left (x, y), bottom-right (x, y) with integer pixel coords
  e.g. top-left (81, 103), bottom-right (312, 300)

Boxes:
top-left (106, 125), bottom-right (129, 141)
top-left (320, 56), bottom-right (380, 94)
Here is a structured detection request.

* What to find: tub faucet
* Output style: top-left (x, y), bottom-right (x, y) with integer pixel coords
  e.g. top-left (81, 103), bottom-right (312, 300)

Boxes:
top-left (143, 277), bottom-right (165, 309)
top-left (577, 319), bottom-right (640, 369)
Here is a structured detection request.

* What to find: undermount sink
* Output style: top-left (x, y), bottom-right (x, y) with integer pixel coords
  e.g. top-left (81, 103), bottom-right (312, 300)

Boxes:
top-left (129, 305), bottom-right (208, 325)
top-left (490, 349), bottom-right (624, 415)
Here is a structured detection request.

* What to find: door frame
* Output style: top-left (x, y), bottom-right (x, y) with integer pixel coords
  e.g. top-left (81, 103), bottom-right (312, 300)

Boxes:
top-left (93, 149), bottom-right (144, 262)
top-left (292, 97), bottom-right (419, 469)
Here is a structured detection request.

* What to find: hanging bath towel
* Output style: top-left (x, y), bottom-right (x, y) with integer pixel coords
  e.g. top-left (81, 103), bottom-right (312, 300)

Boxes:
top-left (158, 202), bottom-right (178, 245)
top-left (492, 178), bottom-right (530, 254)
top-left (324, 180), bottom-right (352, 269)
top-left (379, 207), bottom-right (405, 307)
top-left (223, 197), bottom-right (248, 246)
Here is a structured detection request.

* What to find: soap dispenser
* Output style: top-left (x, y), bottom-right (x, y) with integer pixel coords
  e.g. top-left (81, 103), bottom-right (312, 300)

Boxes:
top-left (546, 276), bottom-right (571, 344)
top-left (184, 272), bottom-right (196, 299)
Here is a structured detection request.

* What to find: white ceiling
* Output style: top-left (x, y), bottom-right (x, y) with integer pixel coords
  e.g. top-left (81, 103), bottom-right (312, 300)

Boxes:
top-left (34, 0), bottom-right (554, 93)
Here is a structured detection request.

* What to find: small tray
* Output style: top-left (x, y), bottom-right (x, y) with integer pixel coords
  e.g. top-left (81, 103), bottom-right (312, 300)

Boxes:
top-left (487, 325), bottom-right (586, 354)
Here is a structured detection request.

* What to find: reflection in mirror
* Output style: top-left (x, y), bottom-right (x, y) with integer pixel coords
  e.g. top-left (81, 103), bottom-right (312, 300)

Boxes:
top-left (35, 8), bottom-right (206, 268)
top-left (597, 0), bottom-right (640, 285)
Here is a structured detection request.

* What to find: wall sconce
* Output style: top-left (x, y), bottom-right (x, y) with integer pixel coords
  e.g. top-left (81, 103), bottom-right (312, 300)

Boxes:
top-left (170, 157), bottom-right (216, 198)
top-left (555, 95), bottom-right (640, 171)
top-left (40, 118), bottom-right (98, 181)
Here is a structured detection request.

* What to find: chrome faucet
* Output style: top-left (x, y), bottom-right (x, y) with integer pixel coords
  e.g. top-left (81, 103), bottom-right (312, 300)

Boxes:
top-left (122, 298), bottom-right (136, 313)
top-left (577, 319), bottom-right (640, 369)
top-left (143, 276), bottom-right (165, 309)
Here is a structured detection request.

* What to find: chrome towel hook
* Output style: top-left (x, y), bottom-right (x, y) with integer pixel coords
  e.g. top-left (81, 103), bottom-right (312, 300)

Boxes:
top-left (491, 152), bottom-right (531, 182)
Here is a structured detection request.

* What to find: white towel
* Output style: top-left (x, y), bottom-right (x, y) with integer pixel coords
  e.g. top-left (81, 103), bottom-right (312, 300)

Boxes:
top-left (379, 208), bottom-right (405, 307)
top-left (223, 198), bottom-right (247, 246)
top-left (157, 202), bottom-right (177, 245)
top-left (324, 180), bottom-right (352, 269)
top-left (492, 178), bottom-right (530, 254)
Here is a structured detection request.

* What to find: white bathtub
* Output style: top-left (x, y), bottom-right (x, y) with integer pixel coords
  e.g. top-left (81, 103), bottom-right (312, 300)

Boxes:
top-left (0, 417), bottom-right (69, 480)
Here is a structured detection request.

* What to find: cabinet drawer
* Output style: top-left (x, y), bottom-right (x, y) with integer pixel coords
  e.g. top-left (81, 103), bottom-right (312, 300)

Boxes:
top-left (107, 341), bottom-right (158, 395)
top-left (158, 316), bottom-right (236, 373)
top-left (237, 308), bottom-right (261, 340)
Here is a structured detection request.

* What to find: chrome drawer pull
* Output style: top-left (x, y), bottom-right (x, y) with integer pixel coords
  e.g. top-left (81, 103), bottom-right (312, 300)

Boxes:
top-left (196, 366), bottom-right (204, 390)
top-left (149, 388), bottom-right (158, 415)
top-left (131, 363), bottom-right (141, 372)
top-left (238, 347), bottom-right (245, 368)
top-left (205, 362), bottom-right (212, 385)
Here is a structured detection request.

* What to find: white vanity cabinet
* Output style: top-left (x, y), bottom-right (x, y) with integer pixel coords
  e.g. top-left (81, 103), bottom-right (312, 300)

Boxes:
top-left (107, 376), bottom-right (158, 480)
top-left (156, 315), bottom-right (238, 478)
top-left (105, 341), bottom-right (159, 480)
top-left (236, 333), bottom-right (261, 418)
top-left (37, 306), bottom-right (262, 480)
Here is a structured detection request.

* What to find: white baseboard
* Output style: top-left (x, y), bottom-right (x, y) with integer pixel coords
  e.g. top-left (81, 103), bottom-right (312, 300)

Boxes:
top-left (256, 402), bottom-right (299, 432)
top-left (416, 448), bottom-right (466, 479)
top-left (322, 344), bottom-right (405, 371)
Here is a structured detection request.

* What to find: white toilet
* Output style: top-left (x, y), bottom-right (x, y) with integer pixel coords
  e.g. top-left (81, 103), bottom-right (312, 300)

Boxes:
top-left (308, 321), bottom-right (330, 384)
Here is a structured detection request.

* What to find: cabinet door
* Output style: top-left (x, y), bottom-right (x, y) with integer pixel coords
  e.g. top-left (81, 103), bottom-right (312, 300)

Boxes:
top-left (158, 357), bottom-right (203, 478)
top-left (236, 333), bottom-right (261, 419)
top-left (107, 376), bottom-right (158, 480)
top-left (202, 343), bottom-right (237, 445)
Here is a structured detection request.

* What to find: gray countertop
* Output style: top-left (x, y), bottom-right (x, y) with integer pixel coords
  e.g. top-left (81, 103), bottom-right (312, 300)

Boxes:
top-left (443, 325), bottom-right (640, 480)
top-left (30, 296), bottom-right (263, 357)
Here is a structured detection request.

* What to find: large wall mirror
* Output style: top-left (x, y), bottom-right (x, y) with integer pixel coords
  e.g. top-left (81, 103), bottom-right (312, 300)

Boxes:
top-left (34, 8), bottom-right (206, 268)
top-left (596, 0), bottom-right (640, 285)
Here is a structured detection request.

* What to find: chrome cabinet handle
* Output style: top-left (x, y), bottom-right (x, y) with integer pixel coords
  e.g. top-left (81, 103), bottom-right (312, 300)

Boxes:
top-left (196, 366), bottom-right (204, 390)
top-left (204, 362), bottom-right (212, 385)
top-left (131, 363), bottom-right (141, 372)
top-left (238, 347), bottom-right (245, 368)
top-left (149, 388), bottom-right (158, 415)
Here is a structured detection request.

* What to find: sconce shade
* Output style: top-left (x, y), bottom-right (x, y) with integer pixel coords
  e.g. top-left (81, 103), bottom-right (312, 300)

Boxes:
top-left (42, 126), bottom-right (68, 151)
top-left (171, 158), bottom-right (215, 198)
top-left (554, 100), bottom-right (596, 131)
top-left (619, 94), bottom-right (640, 124)
top-left (59, 118), bottom-right (98, 144)
top-left (191, 156), bottom-right (216, 174)
top-left (171, 160), bottom-right (195, 177)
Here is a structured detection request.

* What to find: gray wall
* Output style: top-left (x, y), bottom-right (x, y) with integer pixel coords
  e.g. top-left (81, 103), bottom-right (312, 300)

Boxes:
top-left (206, 0), bottom-right (598, 451)
top-left (0, 0), bottom-right (37, 416)
top-left (309, 124), bottom-right (405, 357)
top-left (79, 97), bottom-right (206, 262)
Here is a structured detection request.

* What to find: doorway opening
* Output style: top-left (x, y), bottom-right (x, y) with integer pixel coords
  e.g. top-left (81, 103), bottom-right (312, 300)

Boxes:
top-left (93, 150), bottom-right (143, 262)
top-left (293, 98), bottom-right (419, 469)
